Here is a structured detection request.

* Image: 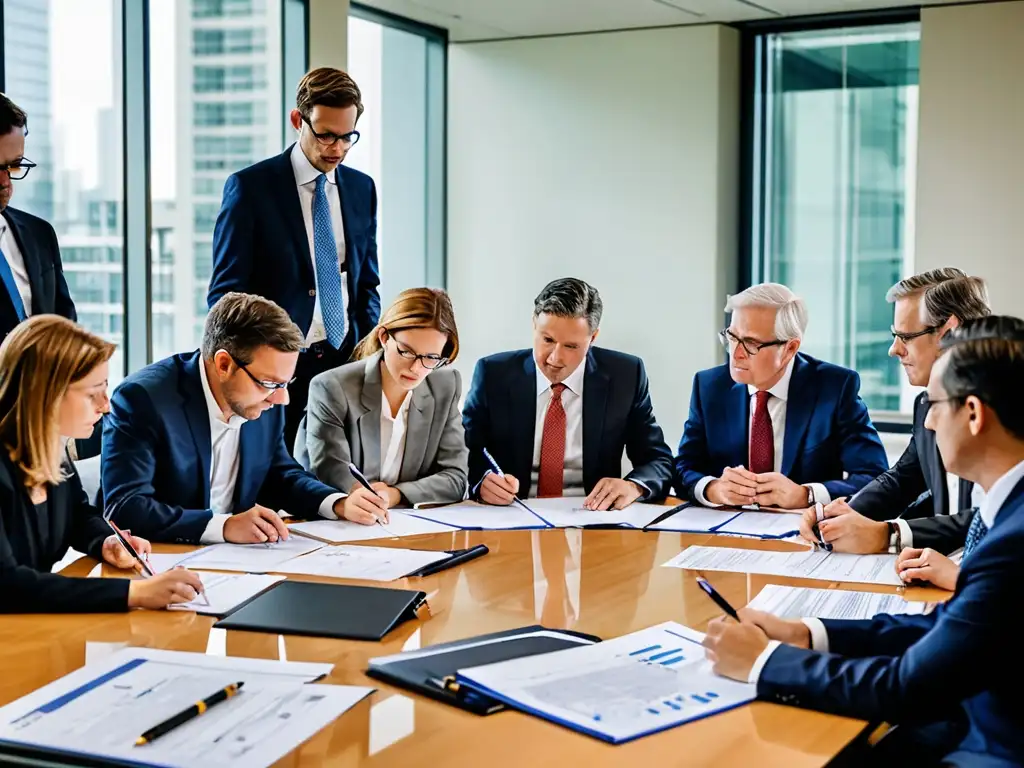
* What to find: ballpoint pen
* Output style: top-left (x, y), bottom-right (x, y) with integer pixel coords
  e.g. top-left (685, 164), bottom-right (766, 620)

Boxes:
top-left (106, 519), bottom-right (209, 606)
top-left (481, 447), bottom-right (535, 514)
top-left (347, 463), bottom-right (398, 535)
top-left (695, 575), bottom-right (741, 622)
top-left (810, 502), bottom-right (833, 551)
top-left (134, 682), bottom-right (244, 745)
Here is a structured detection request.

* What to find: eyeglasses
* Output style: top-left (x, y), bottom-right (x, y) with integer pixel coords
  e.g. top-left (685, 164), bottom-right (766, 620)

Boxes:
top-left (300, 114), bottom-right (360, 148)
top-left (891, 324), bottom-right (942, 344)
top-left (922, 393), bottom-right (965, 410)
top-left (718, 329), bottom-right (787, 357)
top-left (228, 354), bottom-right (296, 391)
top-left (0, 158), bottom-right (37, 180)
top-left (386, 330), bottom-right (448, 370)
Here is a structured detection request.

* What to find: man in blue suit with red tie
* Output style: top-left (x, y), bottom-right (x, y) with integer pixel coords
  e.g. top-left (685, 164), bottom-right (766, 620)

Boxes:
top-left (674, 283), bottom-right (887, 509)
top-left (209, 68), bottom-right (381, 449)
top-left (704, 315), bottom-right (1024, 766)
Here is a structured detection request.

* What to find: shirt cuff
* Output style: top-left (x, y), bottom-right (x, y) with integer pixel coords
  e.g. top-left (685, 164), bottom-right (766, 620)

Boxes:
top-left (805, 483), bottom-right (831, 506)
top-left (199, 513), bottom-right (231, 544)
top-left (802, 618), bottom-right (829, 652)
top-left (748, 640), bottom-right (781, 684)
top-left (629, 477), bottom-right (652, 500)
top-left (471, 469), bottom-right (493, 500)
top-left (318, 493), bottom-right (346, 520)
top-left (893, 518), bottom-right (913, 550)
top-left (694, 476), bottom-right (720, 507)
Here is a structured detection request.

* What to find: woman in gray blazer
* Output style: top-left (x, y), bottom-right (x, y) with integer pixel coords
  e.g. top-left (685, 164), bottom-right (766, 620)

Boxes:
top-left (296, 288), bottom-right (468, 522)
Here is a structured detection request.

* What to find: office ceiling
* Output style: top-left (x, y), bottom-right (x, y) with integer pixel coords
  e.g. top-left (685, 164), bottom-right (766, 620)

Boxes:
top-left (357, 0), bottom-right (993, 41)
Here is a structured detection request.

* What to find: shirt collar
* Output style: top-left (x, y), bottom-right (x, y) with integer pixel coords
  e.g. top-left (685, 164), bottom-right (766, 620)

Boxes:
top-left (380, 389), bottom-right (412, 425)
top-left (978, 458), bottom-right (1024, 529)
top-left (290, 143), bottom-right (337, 187)
top-left (748, 357), bottom-right (796, 401)
top-left (198, 358), bottom-right (247, 430)
top-left (536, 357), bottom-right (586, 398)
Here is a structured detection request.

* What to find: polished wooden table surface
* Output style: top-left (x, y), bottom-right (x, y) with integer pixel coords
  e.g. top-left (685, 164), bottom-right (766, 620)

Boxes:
top-left (0, 523), bottom-right (952, 767)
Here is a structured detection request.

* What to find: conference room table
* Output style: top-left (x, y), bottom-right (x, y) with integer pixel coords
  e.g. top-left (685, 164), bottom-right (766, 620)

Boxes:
top-left (0, 507), bottom-right (952, 768)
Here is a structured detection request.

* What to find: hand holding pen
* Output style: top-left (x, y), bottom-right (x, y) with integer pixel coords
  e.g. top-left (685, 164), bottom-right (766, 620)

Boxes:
top-left (479, 448), bottom-right (532, 511)
top-left (345, 463), bottom-right (396, 533)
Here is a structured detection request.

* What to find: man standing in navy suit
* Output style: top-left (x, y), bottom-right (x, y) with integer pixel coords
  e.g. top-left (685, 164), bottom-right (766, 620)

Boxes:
top-left (674, 283), bottom-right (887, 509)
top-left (703, 316), bottom-right (1024, 765)
top-left (209, 68), bottom-right (381, 449)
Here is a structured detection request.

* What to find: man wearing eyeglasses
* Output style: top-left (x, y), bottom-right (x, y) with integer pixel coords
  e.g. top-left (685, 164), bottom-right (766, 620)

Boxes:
top-left (0, 93), bottom-right (76, 340)
top-left (102, 293), bottom-right (374, 545)
top-left (209, 68), bottom-right (381, 452)
top-left (674, 283), bottom-right (888, 509)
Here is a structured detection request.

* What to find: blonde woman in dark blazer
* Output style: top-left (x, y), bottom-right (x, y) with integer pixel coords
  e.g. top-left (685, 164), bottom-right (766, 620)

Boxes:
top-left (296, 288), bottom-right (467, 523)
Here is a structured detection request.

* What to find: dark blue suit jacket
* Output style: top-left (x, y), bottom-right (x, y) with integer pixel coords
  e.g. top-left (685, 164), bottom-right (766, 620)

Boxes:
top-left (759, 476), bottom-right (1024, 767)
top-left (674, 353), bottom-right (888, 501)
top-left (208, 145), bottom-right (381, 341)
top-left (101, 353), bottom-right (338, 544)
top-left (462, 348), bottom-right (674, 500)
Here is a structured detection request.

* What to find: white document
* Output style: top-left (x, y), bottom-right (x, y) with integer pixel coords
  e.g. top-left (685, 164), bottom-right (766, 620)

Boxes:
top-left (747, 585), bottom-right (928, 620)
top-left (662, 545), bottom-right (902, 587)
top-left (405, 501), bottom-right (550, 530)
top-left (645, 506), bottom-right (741, 533)
top-left (0, 648), bottom-right (365, 768)
top-left (525, 497), bottom-right (671, 529)
top-left (167, 572), bottom-right (285, 616)
top-left (715, 511), bottom-right (802, 539)
top-left (274, 545), bottom-right (451, 581)
top-left (455, 621), bottom-right (754, 744)
top-left (289, 510), bottom-right (458, 544)
top-left (147, 536), bottom-right (325, 574)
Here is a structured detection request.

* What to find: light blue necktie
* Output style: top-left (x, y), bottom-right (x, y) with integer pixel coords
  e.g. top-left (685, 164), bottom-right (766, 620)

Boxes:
top-left (962, 511), bottom-right (988, 559)
top-left (0, 246), bottom-right (27, 323)
top-left (312, 174), bottom-right (346, 348)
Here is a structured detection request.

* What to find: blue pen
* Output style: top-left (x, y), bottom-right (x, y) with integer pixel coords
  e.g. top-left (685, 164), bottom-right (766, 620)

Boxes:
top-left (482, 448), bottom-right (533, 512)
top-left (347, 462), bottom-right (397, 534)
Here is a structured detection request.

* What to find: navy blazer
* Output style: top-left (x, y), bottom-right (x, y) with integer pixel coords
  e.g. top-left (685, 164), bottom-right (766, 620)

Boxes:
top-left (758, 476), bottom-right (1024, 767)
top-left (462, 348), bottom-right (674, 500)
top-left (674, 353), bottom-right (888, 501)
top-left (101, 352), bottom-right (338, 544)
top-left (1, 207), bottom-right (76, 340)
top-left (207, 145), bottom-right (381, 342)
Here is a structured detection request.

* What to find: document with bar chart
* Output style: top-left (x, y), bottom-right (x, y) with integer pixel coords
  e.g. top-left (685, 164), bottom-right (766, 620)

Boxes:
top-left (453, 621), bottom-right (754, 743)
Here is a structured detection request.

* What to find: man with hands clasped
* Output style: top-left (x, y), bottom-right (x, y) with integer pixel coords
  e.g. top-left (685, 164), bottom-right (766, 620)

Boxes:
top-left (703, 316), bottom-right (1024, 766)
top-left (674, 283), bottom-right (887, 510)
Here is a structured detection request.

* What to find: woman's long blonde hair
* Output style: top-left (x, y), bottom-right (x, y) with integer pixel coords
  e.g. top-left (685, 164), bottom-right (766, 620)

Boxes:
top-left (353, 288), bottom-right (460, 363)
top-left (0, 316), bottom-right (115, 488)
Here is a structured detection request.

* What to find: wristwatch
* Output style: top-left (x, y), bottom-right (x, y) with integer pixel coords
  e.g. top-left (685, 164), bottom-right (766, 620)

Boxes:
top-left (886, 521), bottom-right (902, 554)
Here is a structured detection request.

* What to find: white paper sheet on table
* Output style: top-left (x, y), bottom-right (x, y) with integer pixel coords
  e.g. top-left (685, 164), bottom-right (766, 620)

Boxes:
top-left (644, 506), bottom-right (740, 533)
top-left (525, 497), bottom-right (672, 528)
top-left (405, 501), bottom-right (550, 530)
top-left (747, 584), bottom-right (928, 620)
top-left (288, 510), bottom-right (458, 544)
top-left (146, 536), bottom-right (325, 574)
top-left (662, 545), bottom-right (903, 586)
top-left (454, 621), bottom-right (754, 744)
top-left (167, 572), bottom-right (285, 615)
top-left (273, 545), bottom-right (451, 581)
top-left (0, 647), bottom-right (366, 768)
top-left (714, 511), bottom-right (802, 539)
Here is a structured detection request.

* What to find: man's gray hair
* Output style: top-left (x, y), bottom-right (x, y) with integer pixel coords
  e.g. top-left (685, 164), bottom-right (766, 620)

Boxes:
top-left (725, 283), bottom-right (808, 341)
top-left (533, 278), bottom-right (603, 333)
top-left (885, 267), bottom-right (967, 303)
top-left (922, 275), bottom-right (991, 327)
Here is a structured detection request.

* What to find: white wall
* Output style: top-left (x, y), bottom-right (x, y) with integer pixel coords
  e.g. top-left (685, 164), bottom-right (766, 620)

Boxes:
top-left (916, 0), bottom-right (1024, 316)
top-left (447, 25), bottom-right (740, 448)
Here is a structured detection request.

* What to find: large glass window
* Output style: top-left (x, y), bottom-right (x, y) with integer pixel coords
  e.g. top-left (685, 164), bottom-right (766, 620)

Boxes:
top-left (748, 23), bottom-right (920, 413)
top-left (347, 11), bottom-right (446, 306)
top-left (3, 0), bottom-right (127, 384)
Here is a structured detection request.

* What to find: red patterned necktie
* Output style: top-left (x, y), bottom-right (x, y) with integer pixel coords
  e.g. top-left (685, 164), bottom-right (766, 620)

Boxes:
top-left (537, 383), bottom-right (567, 497)
top-left (749, 390), bottom-right (774, 474)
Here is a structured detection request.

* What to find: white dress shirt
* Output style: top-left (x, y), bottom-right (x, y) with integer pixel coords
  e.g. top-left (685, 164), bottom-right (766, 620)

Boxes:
top-left (892, 472), bottom-right (986, 550)
top-left (290, 145), bottom-right (348, 346)
top-left (531, 361), bottom-right (586, 497)
top-left (695, 359), bottom-right (830, 506)
top-left (380, 390), bottom-right (412, 488)
top-left (0, 215), bottom-right (33, 316)
top-left (749, 457), bottom-right (1024, 684)
top-left (198, 361), bottom-right (345, 543)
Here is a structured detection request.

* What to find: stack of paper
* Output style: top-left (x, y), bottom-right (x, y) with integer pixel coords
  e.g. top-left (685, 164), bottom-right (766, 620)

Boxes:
top-left (147, 536), bottom-right (325, 574)
top-left (746, 585), bottom-right (928, 620)
top-left (167, 572), bottom-right (285, 615)
top-left (274, 545), bottom-right (451, 581)
top-left (288, 510), bottom-right (457, 544)
top-left (715, 511), bottom-right (802, 539)
top-left (526, 497), bottom-right (673, 529)
top-left (405, 501), bottom-right (550, 530)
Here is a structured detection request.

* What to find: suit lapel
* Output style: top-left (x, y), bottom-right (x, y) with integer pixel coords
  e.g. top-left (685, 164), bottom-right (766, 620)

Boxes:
top-left (511, 354), bottom-right (538, 491)
top-left (781, 356), bottom-right (816, 476)
top-left (916, 393), bottom-right (949, 515)
top-left (581, 351), bottom-right (608, 491)
top-left (357, 355), bottom-right (383, 480)
top-left (281, 146), bottom-right (314, 284)
top-left (334, 166), bottom-right (358, 303)
top-left (3, 211), bottom-right (45, 315)
top-left (400, 384), bottom-right (434, 482)
top-left (235, 419), bottom-right (265, 509)
top-left (723, 382), bottom-right (750, 468)
top-left (181, 354), bottom-right (213, 506)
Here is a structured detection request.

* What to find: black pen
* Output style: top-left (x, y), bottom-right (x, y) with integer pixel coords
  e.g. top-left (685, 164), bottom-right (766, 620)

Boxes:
top-left (106, 519), bottom-right (155, 578)
top-left (410, 544), bottom-right (489, 577)
top-left (695, 576), bottom-right (741, 622)
top-left (811, 502), bottom-right (833, 551)
top-left (347, 462), bottom-right (396, 534)
top-left (134, 682), bottom-right (244, 746)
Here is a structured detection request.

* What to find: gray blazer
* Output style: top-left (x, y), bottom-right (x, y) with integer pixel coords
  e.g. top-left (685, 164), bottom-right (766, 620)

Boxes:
top-left (295, 352), bottom-right (469, 505)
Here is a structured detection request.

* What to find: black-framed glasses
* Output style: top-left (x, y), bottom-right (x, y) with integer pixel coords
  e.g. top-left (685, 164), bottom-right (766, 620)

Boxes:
top-left (718, 328), bottom-right (787, 357)
top-left (891, 324), bottom-right (942, 344)
top-left (300, 114), bottom-right (360, 148)
top-left (922, 393), bottom-right (966, 411)
top-left (228, 354), bottom-right (296, 391)
top-left (0, 158), bottom-right (37, 180)
top-left (385, 330), bottom-right (448, 370)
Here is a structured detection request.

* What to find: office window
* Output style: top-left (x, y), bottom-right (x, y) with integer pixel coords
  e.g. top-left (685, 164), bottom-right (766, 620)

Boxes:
top-left (193, 27), bottom-right (265, 55)
top-left (347, 12), bottom-right (446, 306)
top-left (747, 22), bottom-right (920, 413)
top-left (3, 0), bottom-right (127, 385)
